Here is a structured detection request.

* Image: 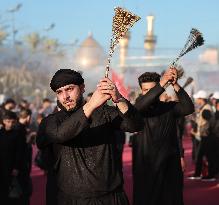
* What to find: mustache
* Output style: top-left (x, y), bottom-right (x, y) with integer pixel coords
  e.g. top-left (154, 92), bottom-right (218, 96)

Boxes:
top-left (63, 99), bottom-right (74, 104)
top-left (57, 95), bottom-right (84, 112)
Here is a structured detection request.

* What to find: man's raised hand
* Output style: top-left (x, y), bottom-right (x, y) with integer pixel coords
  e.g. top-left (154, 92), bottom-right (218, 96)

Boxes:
top-left (97, 78), bottom-right (122, 103)
top-left (160, 68), bottom-right (175, 87)
top-left (83, 83), bottom-right (111, 118)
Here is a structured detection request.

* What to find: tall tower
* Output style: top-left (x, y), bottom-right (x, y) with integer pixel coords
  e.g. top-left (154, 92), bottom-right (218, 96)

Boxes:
top-left (144, 15), bottom-right (156, 55)
top-left (119, 31), bottom-right (130, 74)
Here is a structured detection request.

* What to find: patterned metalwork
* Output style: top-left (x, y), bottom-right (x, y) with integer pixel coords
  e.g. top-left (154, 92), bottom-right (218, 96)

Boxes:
top-left (105, 7), bottom-right (141, 77)
top-left (169, 28), bottom-right (204, 81)
top-left (169, 63), bottom-right (184, 79)
top-left (171, 28), bottom-right (204, 66)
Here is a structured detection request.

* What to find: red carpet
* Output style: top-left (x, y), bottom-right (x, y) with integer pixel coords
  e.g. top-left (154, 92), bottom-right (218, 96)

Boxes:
top-left (30, 146), bottom-right (46, 205)
top-left (30, 138), bottom-right (219, 205)
top-left (183, 137), bottom-right (219, 205)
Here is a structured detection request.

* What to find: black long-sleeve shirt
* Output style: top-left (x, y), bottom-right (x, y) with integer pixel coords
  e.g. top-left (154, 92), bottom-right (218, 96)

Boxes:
top-left (135, 84), bottom-right (194, 116)
top-left (36, 102), bottom-right (143, 198)
top-left (132, 84), bottom-right (194, 205)
top-left (134, 84), bottom-right (194, 167)
top-left (0, 127), bottom-right (25, 186)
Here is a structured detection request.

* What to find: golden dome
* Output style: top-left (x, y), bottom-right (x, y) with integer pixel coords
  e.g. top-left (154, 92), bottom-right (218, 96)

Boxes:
top-left (74, 33), bottom-right (106, 69)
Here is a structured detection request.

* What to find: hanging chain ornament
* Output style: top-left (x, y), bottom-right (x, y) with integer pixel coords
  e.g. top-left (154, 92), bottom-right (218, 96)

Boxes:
top-left (169, 28), bottom-right (204, 79)
top-left (171, 28), bottom-right (204, 66)
top-left (105, 7), bottom-right (141, 78)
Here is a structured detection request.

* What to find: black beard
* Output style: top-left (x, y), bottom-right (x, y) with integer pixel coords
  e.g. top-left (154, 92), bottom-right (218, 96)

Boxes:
top-left (57, 95), bottom-right (84, 112)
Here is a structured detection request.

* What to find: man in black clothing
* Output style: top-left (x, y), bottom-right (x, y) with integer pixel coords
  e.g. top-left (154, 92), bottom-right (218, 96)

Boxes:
top-left (132, 68), bottom-right (194, 205)
top-left (16, 109), bottom-right (35, 205)
top-left (211, 100), bottom-right (219, 177)
top-left (36, 69), bottom-right (143, 205)
top-left (0, 98), bottom-right (16, 126)
top-left (199, 100), bottom-right (219, 180)
top-left (0, 111), bottom-right (24, 205)
top-left (189, 91), bottom-right (213, 180)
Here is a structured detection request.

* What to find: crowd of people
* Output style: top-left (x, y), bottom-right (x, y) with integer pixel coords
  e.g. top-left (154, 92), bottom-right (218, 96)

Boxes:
top-left (0, 67), bottom-right (219, 205)
top-left (0, 98), bottom-right (55, 205)
top-left (189, 90), bottom-right (219, 181)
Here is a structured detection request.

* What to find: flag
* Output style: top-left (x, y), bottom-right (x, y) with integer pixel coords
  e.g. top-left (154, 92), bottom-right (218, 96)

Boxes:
top-left (111, 70), bottom-right (129, 99)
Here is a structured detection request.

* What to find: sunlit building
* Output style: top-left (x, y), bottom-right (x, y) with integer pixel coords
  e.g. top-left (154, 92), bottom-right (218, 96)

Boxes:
top-left (73, 32), bottom-right (106, 69)
top-left (72, 17), bottom-right (219, 95)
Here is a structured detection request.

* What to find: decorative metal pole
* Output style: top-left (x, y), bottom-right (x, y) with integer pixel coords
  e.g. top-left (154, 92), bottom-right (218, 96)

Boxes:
top-left (169, 28), bottom-right (204, 80)
top-left (105, 7), bottom-right (141, 78)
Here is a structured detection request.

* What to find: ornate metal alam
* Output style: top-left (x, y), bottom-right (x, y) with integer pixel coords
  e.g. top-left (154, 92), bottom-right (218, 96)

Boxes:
top-left (170, 28), bottom-right (204, 79)
top-left (171, 28), bottom-right (204, 66)
top-left (105, 7), bottom-right (141, 77)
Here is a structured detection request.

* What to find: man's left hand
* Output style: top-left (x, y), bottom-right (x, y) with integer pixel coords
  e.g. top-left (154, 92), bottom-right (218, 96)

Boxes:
top-left (169, 67), bottom-right (181, 92)
top-left (170, 67), bottom-right (178, 85)
top-left (97, 78), bottom-right (129, 113)
top-left (97, 78), bottom-right (122, 103)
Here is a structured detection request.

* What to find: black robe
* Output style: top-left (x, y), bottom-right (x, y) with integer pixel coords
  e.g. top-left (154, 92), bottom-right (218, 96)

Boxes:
top-left (0, 127), bottom-right (25, 203)
top-left (132, 84), bottom-right (194, 205)
top-left (15, 123), bottom-right (33, 202)
top-left (36, 102), bottom-right (143, 205)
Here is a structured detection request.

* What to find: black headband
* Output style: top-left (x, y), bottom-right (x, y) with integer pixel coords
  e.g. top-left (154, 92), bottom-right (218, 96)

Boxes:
top-left (50, 69), bottom-right (84, 92)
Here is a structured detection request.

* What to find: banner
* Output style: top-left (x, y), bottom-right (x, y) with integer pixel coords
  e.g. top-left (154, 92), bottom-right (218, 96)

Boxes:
top-left (111, 70), bottom-right (129, 99)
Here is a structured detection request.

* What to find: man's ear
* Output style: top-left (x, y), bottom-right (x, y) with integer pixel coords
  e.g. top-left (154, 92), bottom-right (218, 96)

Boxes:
top-left (80, 84), bottom-right (85, 94)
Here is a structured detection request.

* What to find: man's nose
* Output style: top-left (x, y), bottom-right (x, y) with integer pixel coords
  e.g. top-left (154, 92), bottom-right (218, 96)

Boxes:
top-left (63, 91), bottom-right (70, 99)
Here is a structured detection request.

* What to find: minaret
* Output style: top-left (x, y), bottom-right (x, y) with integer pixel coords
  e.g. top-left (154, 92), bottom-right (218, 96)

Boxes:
top-left (144, 15), bottom-right (156, 54)
top-left (119, 31), bottom-right (130, 74)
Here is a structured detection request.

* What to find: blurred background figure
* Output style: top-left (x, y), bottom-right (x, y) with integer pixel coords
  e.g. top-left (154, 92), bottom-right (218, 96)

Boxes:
top-left (2, 99), bottom-right (17, 111)
top-left (16, 108), bottom-right (36, 205)
top-left (189, 90), bottom-right (215, 180)
top-left (0, 99), bottom-right (17, 126)
top-left (85, 92), bottom-right (93, 103)
top-left (0, 111), bottom-right (24, 205)
top-left (18, 99), bottom-right (30, 110)
top-left (210, 91), bottom-right (219, 112)
top-left (38, 98), bottom-right (53, 117)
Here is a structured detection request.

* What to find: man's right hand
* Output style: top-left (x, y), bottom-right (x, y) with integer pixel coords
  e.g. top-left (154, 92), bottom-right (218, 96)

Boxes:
top-left (83, 90), bottom-right (110, 118)
top-left (159, 67), bottom-right (176, 87)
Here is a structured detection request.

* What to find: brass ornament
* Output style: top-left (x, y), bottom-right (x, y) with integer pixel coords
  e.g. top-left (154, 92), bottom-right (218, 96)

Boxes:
top-left (169, 28), bottom-right (204, 81)
top-left (105, 7), bottom-right (141, 77)
top-left (171, 28), bottom-right (204, 66)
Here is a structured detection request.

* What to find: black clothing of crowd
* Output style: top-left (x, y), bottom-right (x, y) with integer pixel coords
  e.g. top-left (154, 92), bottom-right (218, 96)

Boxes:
top-left (0, 102), bottom-right (34, 205)
top-left (0, 68), bottom-right (199, 205)
top-left (0, 110), bottom-right (32, 205)
top-left (192, 103), bottom-right (219, 179)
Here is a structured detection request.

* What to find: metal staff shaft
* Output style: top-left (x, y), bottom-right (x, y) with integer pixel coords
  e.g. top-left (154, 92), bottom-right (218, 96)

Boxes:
top-left (105, 7), bottom-right (141, 78)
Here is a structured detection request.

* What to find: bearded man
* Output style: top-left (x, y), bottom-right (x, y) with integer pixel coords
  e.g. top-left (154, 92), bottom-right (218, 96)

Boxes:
top-left (36, 69), bottom-right (144, 205)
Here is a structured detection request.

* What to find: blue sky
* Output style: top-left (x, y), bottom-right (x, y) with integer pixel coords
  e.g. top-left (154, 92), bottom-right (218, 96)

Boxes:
top-left (1, 0), bottom-right (219, 50)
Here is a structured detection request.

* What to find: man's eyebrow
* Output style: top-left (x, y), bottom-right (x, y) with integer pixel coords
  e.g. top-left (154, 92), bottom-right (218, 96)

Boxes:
top-left (65, 85), bottom-right (76, 90)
